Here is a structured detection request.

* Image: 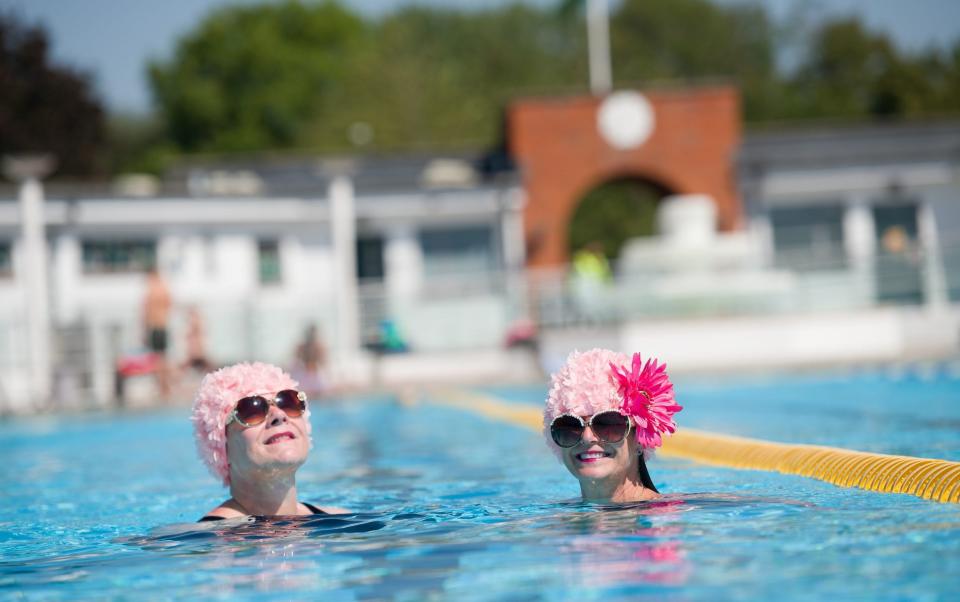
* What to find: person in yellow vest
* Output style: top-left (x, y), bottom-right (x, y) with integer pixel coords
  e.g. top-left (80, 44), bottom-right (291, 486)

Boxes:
top-left (572, 242), bottom-right (612, 283)
top-left (571, 242), bottom-right (613, 321)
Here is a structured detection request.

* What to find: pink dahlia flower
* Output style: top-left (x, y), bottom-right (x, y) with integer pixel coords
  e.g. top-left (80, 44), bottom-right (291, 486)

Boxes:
top-left (610, 353), bottom-right (682, 449)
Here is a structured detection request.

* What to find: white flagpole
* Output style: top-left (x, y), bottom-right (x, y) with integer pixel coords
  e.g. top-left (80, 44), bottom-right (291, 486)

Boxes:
top-left (587, 0), bottom-right (613, 95)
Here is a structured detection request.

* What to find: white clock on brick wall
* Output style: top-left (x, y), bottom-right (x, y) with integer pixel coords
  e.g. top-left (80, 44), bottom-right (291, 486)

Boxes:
top-left (597, 91), bottom-right (655, 151)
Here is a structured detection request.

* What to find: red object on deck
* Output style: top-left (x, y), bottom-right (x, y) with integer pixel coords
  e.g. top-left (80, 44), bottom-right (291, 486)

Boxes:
top-left (116, 352), bottom-right (160, 377)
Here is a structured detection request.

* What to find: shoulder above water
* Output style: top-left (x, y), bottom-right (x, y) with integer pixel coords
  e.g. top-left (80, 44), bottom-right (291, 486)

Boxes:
top-left (199, 500), bottom-right (351, 521)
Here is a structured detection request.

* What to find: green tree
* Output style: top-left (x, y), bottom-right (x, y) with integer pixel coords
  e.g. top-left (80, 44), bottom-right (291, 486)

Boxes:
top-left (105, 113), bottom-right (176, 175)
top-left (149, 1), bottom-right (587, 154)
top-left (145, 0), bottom-right (960, 160)
top-left (610, 0), bottom-right (781, 121)
top-left (789, 19), bottom-right (900, 119)
top-left (322, 4), bottom-right (586, 151)
top-left (0, 13), bottom-right (106, 176)
top-left (785, 18), bottom-right (960, 120)
top-left (569, 178), bottom-right (664, 260)
top-left (149, 0), bottom-right (366, 152)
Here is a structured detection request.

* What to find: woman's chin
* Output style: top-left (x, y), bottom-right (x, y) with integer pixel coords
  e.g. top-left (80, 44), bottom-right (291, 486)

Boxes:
top-left (257, 447), bottom-right (308, 469)
top-left (568, 459), bottom-right (620, 481)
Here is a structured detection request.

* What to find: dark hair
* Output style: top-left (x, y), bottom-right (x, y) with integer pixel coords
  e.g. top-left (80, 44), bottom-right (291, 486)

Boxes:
top-left (638, 453), bottom-right (659, 493)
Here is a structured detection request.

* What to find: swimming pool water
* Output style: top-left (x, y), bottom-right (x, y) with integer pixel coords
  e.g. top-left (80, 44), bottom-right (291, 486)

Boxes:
top-left (2, 370), bottom-right (958, 600)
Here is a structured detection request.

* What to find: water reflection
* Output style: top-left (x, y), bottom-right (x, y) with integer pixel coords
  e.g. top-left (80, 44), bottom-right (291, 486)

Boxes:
top-left (550, 500), bottom-right (691, 589)
top-left (126, 512), bottom-right (469, 599)
top-left (127, 504), bottom-right (687, 598)
top-left (3, 494), bottom-right (831, 598)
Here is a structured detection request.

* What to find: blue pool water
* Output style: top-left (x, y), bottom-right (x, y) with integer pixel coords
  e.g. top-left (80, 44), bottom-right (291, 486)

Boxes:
top-left (2, 369), bottom-right (959, 600)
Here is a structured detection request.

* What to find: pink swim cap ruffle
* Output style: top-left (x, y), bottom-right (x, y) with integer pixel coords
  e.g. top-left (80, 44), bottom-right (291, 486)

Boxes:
top-left (544, 348), bottom-right (629, 426)
top-left (190, 362), bottom-right (308, 486)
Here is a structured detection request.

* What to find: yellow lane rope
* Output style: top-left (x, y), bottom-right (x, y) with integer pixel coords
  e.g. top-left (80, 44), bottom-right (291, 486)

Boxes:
top-left (425, 387), bottom-right (960, 504)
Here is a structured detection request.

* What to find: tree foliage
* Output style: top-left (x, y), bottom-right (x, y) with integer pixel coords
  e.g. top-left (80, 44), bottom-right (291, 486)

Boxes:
top-left (149, 0), bottom-right (365, 152)
top-left (569, 178), bottom-right (662, 259)
top-left (150, 1), bottom-right (588, 154)
top-left (611, 0), bottom-right (781, 120)
top-left (144, 0), bottom-right (960, 158)
top-left (0, 13), bottom-right (106, 176)
top-left (315, 4), bottom-right (586, 151)
top-left (784, 18), bottom-right (960, 120)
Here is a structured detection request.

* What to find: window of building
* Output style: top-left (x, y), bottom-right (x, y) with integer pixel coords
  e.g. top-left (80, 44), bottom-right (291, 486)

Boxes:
top-left (419, 226), bottom-right (495, 277)
top-left (356, 235), bottom-right (385, 282)
top-left (82, 240), bottom-right (156, 274)
top-left (0, 242), bottom-right (11, 277)
top-left (258, 240), bottom-right (282, 285)
top-left (770, 205), bottom-right (846, 271)
top-left (873, 202), bottom-right (923, 305)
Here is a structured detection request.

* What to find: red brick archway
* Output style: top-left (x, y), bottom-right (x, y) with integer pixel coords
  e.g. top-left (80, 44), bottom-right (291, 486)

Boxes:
top-left (508, 86), bottom-right (742, 267)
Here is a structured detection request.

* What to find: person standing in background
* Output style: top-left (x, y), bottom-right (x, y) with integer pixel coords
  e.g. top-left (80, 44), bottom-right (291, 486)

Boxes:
top-left (143, 266), bottom-right (172, 399)
top-left (181, 305), bottom-right (214, 375)
top-left (292, 323), bottom-right (327, 396)
top-left (570, 242), bottom-right (614, 322)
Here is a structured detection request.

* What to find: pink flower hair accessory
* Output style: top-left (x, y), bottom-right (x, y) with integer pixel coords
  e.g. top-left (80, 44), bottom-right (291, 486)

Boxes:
top-left (610, 352), bottom-right (683, 449)
top-left (191, 362), bottom-right (310, 486)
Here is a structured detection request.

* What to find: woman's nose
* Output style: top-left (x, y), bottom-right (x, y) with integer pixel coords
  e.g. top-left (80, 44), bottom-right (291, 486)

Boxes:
top-left (580, 424), bottom-right (599, 443)
top-left (266, 404), bottom-right (288, 425)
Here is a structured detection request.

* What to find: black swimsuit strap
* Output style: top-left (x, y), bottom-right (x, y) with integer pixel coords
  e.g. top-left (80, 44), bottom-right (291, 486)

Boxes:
top-left (302, 502), bottom-right (328, 515)
top-left (198, 501), bottom-right (328, 522)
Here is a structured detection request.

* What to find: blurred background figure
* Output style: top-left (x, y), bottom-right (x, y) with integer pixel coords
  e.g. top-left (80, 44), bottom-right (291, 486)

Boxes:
top-left (292, 323), bottom-right (327, 397)
top-left (142, 266), bottom-right (172, 399)
top-left (504, 317), bottom-right (539, 352)
top-left (571, 242), bottom-right (614, 322)
top-left (362, 319), bottom-right (410, 355)
top-left (377, 320), bottom-right (409, 354)
top-left (180, 305), bottom-right (214, 376)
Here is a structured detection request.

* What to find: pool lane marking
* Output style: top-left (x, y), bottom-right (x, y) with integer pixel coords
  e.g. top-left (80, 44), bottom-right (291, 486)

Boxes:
top-left (425, 387), bottom-right (960, 504)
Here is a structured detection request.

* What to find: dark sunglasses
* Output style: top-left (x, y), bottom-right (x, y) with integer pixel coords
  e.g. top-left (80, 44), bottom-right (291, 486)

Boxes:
top-left (226, 389), bottom-right (307, 428)
top-left (550, 410), bottom-right (632, 448)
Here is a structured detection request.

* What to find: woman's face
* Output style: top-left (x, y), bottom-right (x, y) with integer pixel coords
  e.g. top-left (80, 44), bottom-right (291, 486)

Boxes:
top-left (560, 416), bottom-right (639, 484)
top-left (226, 398), bottom-right (310, 479)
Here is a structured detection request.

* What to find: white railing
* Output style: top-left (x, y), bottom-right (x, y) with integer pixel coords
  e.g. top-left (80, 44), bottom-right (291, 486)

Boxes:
top-left (528, 238), bottom-right (958, 327)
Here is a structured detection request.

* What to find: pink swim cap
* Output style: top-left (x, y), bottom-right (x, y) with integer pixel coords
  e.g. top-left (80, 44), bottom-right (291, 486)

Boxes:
top-left (543, 348), bottom-right (682, 454)
top-left (191, 362), bottom-right (310, 486)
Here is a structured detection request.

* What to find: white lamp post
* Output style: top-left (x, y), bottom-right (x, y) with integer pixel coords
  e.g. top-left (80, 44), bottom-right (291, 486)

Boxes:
top-left (329, 174), bottom-right (360, 357)
top-left (3, 155), bottom-right (55, 407)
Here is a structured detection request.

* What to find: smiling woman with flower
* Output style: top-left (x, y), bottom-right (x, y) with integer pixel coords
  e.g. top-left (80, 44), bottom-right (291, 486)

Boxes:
top-left (192, 362), bottom-right (348, 520)
top-left (544, 349), bottom-right (683, 503)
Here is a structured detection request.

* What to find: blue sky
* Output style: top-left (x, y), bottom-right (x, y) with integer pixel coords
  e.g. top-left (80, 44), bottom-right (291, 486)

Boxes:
top-left (2, 0), bottom-right (959, 114)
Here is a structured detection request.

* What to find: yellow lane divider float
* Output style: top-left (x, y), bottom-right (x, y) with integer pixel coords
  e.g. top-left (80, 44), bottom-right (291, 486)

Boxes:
top-left (426, 387), bottom-right (960, 504)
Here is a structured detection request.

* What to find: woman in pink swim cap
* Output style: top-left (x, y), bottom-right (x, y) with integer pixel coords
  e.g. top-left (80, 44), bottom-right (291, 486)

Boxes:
top-left (191, 362), bottom-right (348, 520)
top-left (544, 349), bottom-right (683, 503)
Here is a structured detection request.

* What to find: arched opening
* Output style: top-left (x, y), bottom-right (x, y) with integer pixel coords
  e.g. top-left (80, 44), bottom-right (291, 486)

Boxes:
top-left (568, 176), bottom-right (673, 261)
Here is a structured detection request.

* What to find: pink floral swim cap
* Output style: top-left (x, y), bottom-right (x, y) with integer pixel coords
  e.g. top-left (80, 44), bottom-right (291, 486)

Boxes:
top-left (191, 362), bottom-right (310, 486)
top-left (543, 348), bottom-right (682, 454)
